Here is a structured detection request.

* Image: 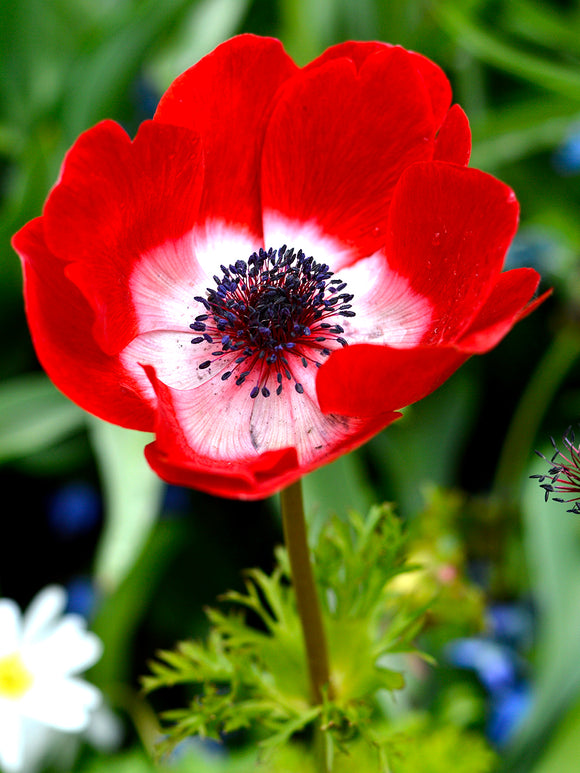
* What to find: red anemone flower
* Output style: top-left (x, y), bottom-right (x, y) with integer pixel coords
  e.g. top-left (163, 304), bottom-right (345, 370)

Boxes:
top-left (13, 35), bottom-right (544, 500)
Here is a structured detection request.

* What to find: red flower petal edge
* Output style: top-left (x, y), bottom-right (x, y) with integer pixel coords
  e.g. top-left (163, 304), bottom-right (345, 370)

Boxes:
top-left (13, 35), bottom-right (545, 499)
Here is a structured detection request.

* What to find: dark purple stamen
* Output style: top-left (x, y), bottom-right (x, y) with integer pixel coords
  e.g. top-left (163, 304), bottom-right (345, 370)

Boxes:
top-left (532, 427), bottom-right (580, 514)
top-left (190, 245), bottom-right (355, 398)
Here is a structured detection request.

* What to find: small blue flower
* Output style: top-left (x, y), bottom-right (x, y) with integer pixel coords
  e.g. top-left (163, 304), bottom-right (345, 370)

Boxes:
top-left (487, 603), bottom-right (534, 650)
top-left (165, 736), bottom-right (226, 765)
top-left (47, 481), bottom-right (101, 538)
top-left (487, 682), bottom-right (533, 746)
top-left (132, 75), bottom-right (160, 121)
top-left (162, 485), bottom-right (191, 516)
top-left (65, 576), bottom-right (99, 619)
top-left (504, 229), bottom-right (556, 275)
top-left (553, 128), bottom-right (580, 175)
top-left (446, 638), bottom-right (518, 693)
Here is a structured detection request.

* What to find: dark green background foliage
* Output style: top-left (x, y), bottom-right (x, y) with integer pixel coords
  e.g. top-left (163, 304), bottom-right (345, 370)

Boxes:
top-left (1, 1), bottom-right (580, 771)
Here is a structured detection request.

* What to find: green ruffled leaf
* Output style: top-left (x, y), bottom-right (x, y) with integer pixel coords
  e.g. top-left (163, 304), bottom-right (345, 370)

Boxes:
top-left (144, 505), bottom-right (433, 761)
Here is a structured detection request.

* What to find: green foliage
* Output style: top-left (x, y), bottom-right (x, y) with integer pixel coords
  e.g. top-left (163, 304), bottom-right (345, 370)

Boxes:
top-left (0, 373), bottom-right (85, 464)
top-left (4, 1), bottom-right (580, 771)
top-left (87, 418), bottom-right (163, 593)
top-left (381, 718), bottom-right (496, 773)
top-left (144, 504), bottom-right (490, 767)
top-left (76, 721), bottom-right (496, 773)
top-left (399, 488), bottom-right (486, 642)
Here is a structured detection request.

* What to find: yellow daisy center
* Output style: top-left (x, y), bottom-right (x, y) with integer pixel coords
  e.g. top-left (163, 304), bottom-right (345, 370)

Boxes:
top-left (0, 652), bottom-right (34, 699)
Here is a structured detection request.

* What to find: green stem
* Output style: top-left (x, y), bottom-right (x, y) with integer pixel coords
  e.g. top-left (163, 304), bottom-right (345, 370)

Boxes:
top-left (493, 323), bottom-right (580, 502)
top-left (280, 479), bottom-right (333, 706)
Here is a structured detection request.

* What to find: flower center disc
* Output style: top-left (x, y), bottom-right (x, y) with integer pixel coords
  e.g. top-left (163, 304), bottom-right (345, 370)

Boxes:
top-left (0, 652), bottom-right (34, 699)
top-left (191, 246), bottom-right (355, 398)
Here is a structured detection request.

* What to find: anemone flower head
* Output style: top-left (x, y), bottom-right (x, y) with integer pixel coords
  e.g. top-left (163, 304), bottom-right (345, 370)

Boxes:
top-left (0, 586), bottom-right (102, 773)
top-left (533, 428), bottom-right (580, 514)
top-left (13, 35), bottom-right (546, 500)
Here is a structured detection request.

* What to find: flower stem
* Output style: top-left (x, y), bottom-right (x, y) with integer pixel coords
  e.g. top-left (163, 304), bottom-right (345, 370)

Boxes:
top-left (280, 479), bottom-right (332, 706)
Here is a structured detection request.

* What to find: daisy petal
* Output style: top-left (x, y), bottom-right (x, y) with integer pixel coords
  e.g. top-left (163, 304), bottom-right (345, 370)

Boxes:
top-left (0, 704), bottom-right (24, 773)
top-left (21, 677), bottom-right (101, 731)
top-left (24, 618), bottom-right (102, 676)
top-left (22, 586), bottom-right (66, 643)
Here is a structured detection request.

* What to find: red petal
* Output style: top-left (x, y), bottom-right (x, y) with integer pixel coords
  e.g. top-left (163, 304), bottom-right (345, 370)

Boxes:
top-left (408, 50), bottom-right (452, 127)
top-left (457, 267), bottom-right (542, 352)
top-left (303, 40), bottom-right (391, 72)
top-left (142, 365), bottom-right (399, 499)
top-left (434, 104), bottom-right (471, 165)
top-left (262, 46), bottom-right (437, 262)
top-left (316, 270), bottom-right (543, 417)
top-left (43, 120), bottom-right (204, 354)
top-left (317, 342), bottom-right (468, 416)
top-left (307, 43), bottom-right (452, 129)
top-left (13, 219), bottom-right (155, 430)
top-left (384, 161), bottom-right (519, 343)
top-left (145, 440), bottom-right (302, 501)
top-left (154, 34), bottom-right (298, 238)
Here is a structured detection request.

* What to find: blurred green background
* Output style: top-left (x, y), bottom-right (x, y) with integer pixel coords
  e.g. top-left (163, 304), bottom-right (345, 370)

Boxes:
top-left (1, 0), bottom-right (580, 770)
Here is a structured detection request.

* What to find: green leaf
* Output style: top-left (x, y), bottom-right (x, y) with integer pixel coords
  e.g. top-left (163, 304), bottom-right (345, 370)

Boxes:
top-left (470, 98), bottom-right (580, 170)
top-left (88, 417), bottom-right (164, 593)
top-left (61, 0), bottom-right (197, 138)
top-left (505, 454), bottom-right (580, 765)
top-left (531, 695), bottom-right (580, 773)
top-left (90, 518), bottom-right (186, 690)
top-left (436, 3), bottom-right (580, 101)
top-left (301, 451), bottom-right (375, 538)
top-left (369, 370), bottom-right (478, 516)
top-left (0, 373), bottom-right (85, 463)
top-left (146, 0), bottom-right (251, 93)
top-left (503, 0), bottom-right (580, 55)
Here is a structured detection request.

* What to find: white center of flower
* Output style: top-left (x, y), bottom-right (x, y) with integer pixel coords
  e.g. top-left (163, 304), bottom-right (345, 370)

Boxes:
top-left (0, 652), bottom-right (34, 700)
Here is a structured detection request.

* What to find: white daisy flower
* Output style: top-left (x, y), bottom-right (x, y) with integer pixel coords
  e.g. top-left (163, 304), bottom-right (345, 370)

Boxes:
top-left (0, 585), bottom-right (103, 773)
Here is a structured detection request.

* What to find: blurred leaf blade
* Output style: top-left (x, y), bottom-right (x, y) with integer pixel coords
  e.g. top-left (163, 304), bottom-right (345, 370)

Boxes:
top-left (436, 3), bottom-right (580, 101)
top-left (0, 373), bottom-right (85, 463)
top-left (505, 456), bottom-right (580, 767)
top-left (503, 0), bottom-right (580, 54)
top-left (530, 696), bottom-right (580, 773)
top-left (89, 417), bottom-right (164, 594)
top-left (471, 98), bottom-right (580, 170)
top-left (61, 0), bottom-right (199, 138)
top-left (146, 0), bottom-right (252, 93)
